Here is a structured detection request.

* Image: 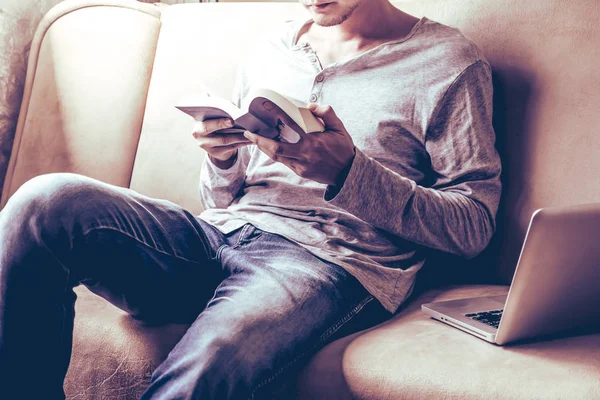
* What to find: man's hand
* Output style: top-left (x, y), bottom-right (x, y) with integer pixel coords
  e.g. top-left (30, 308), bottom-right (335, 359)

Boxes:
top-left (243, 104), bottom-right (356, 186)
top-left (192, 118), bottom-right (252, 169)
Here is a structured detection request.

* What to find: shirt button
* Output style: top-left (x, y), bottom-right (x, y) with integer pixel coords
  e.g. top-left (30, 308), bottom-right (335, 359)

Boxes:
top-left (316, 74), bottom-right (324, 82)
top-left (309, 56), bottom-right (317, 63)
top-left (309, 94), bottom-right (318, 102)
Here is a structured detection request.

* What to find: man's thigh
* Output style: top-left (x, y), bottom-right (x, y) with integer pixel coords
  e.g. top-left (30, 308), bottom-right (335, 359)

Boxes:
top-left (2, 173), bottom-right (226, 323)
top-left (0, 173), bottom-right (231, 397)
top-left (63, 176), bottom-right (230, 323)
top-left (143, 224), bottom-right (390, 399)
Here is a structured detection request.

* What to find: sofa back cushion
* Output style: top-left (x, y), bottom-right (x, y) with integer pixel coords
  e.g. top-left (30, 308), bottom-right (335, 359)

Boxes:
top-left (0, 0), bottom-right (161, 207)
top-left (131, 0), bottom-right (600, 284)
top-left (401, 0), bottom-right (600, 283)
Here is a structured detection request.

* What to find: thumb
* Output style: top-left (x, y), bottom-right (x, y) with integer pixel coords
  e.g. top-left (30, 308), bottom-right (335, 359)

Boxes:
top-left (308, 103), bottom-right (344, 131)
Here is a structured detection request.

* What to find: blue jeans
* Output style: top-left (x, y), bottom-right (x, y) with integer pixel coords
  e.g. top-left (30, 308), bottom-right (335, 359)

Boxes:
top-left (0, 173), bottom-right (391, 400)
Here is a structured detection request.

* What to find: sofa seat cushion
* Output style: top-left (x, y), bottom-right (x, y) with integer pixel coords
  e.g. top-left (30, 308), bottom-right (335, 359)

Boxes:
top-left (64, 286), bottom-right (188, 400)
top-left (297, 285), bottom-right (600, 400)
top-left (66, 283), bottom-right (600, 399)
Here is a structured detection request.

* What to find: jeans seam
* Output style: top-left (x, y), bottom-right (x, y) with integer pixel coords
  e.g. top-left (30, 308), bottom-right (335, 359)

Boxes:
top-left (216, 244), bottom-right (227, 264)
top-left (231, 224), bottom-right (263, 249)
top-left (248, 294), bottom-right (376, 400)
top-left (81, 226), bottom-right (205, 266)
top-left (234, 224), bottom-right (252, 247)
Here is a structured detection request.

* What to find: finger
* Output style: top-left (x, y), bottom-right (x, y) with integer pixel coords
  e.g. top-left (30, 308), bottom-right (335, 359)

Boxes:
top-left (307, 104), bottom-right (344, 131)
top-left (210, 139), bottom-right (253, 149)
top-left (197, 137), bottom-right (251, 154)
top-left (243, 131), bottom-right (302, 160)
top-left (192, 118), bottom-right (234, 136)
top-left (209, 142), bottom-right (249, 157)
top-left (195, 132), bottom-right (250, 146)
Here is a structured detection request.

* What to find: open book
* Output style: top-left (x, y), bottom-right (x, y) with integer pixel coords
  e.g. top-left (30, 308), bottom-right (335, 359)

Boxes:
top-left (175, 88), bottom-right (325, 143)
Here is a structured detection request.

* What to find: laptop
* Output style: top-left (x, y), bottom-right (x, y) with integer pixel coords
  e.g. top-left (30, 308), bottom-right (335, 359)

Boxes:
top-left (421, 203), bottom-right (600, 345)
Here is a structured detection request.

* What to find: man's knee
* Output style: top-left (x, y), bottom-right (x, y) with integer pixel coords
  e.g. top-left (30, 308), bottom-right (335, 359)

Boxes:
top-left (2, 173), bottom-right (112, 234)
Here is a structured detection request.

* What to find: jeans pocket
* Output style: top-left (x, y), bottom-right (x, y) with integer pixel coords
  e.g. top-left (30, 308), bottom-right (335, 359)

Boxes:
top-left (233, 223), bottom-right (263, 247)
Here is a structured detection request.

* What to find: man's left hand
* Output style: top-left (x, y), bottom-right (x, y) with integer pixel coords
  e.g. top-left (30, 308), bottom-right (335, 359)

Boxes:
top-left (243, 104), bottom-right (356, 186)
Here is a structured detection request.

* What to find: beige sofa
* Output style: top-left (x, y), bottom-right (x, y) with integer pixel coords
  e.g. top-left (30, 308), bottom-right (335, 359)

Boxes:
top-left (2, 0), bottom-right (600, 398)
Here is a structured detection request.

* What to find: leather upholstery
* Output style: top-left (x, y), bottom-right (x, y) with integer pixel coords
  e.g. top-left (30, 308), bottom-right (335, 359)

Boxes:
top-left (65, 286), bottom-right (188, 399)
top-left (298, 285), bottom-right (600, 399)
top-left (0, 0), bottom-right (161, 207)
top-left (1, 0), bottom-right (599, 399)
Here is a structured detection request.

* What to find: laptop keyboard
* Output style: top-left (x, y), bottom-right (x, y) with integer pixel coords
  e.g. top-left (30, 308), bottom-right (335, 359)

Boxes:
top-left (465, 309), bottom-right (504, 328)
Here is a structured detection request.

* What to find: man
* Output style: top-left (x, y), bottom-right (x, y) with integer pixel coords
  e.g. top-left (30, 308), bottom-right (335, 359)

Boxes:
top-left (0, 0), bottom-right (501, 398)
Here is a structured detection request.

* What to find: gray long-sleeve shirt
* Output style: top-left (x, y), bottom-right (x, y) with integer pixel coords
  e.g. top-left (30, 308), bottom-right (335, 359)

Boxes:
top-left (198, 17), bottom-right (502, 313)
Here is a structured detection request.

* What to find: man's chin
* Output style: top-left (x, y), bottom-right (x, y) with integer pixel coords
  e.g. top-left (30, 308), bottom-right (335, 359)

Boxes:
top-left (311, 15), bottom-right (344, 27)
top-left (313, 17), bottom-right (340, 27)
top-left (309, 4), bottom-right (359, 27)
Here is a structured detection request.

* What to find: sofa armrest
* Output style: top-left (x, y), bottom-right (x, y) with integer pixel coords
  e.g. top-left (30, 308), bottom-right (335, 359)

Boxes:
top-left (1, 0), bottom-right (161, 208)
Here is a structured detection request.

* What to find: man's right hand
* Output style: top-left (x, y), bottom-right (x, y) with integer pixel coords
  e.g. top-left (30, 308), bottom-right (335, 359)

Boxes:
top-left (192, 118), bottom-right (252, 169)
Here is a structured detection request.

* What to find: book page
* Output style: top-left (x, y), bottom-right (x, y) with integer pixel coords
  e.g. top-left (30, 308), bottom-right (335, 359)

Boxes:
top-left (175, 89), bottom-right (324, 142)
top-left (246, 97), bottom-right (303, 143)
top-left (298, 108), bottom-right (325, 134)
top-left (175, 95), bottom-right (244, 121)
top-left (242, 88), bottom-right (308, 132)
